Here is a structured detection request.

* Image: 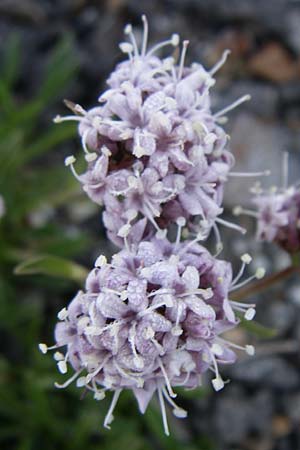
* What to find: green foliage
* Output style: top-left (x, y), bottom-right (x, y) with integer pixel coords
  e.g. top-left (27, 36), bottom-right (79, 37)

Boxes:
top-left (14, 255), bottom-right (88, 284)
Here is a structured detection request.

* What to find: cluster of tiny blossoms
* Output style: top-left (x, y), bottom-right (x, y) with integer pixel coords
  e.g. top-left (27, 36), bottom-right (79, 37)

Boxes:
top-left (40, 17), bottom-right (264, 435)
top-left (235, 153), bottom-right (300, 254)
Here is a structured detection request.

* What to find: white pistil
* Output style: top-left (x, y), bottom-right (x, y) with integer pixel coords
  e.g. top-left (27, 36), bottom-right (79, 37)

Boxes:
top-left (158, 388), bottom-right (170, 436)
top-left (209, 49), bottom-right (231, 75)
top-left (54, 368), bottom-right (84, 389)
top-left (103, 389), bottom-right (122, 429)
top-left (178, 40), bottom-right (189, 80)
top-left (158, 359), bottom-right (176, 398)
top-left (214, 94), bottom-right (251, 119)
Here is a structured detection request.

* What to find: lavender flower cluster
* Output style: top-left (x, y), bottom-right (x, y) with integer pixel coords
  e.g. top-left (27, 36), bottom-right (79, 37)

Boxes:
top-left (40, 16), bottom-right (263, 435)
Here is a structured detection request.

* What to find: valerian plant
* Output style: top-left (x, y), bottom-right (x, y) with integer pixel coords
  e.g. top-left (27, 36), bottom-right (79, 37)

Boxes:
top-left (37, 16), bottom-right (286, 436)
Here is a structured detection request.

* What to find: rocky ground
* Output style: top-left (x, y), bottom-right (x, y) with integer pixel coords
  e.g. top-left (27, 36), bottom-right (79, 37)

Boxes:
top-left (1, 1), bottom-right (300, 449)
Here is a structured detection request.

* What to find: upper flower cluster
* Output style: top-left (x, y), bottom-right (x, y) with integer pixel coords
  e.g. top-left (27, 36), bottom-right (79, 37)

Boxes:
top-left (40, 235), bottom-right (259, 435)
top-left (56, 16), bottom-right (250, 246)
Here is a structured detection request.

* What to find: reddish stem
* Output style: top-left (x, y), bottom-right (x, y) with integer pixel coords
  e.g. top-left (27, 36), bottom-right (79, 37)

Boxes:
top-left (231, 265), bottom-right (300, 300)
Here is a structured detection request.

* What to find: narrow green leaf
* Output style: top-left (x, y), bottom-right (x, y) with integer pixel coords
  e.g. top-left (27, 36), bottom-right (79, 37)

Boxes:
top-left (292, 253), bottom-right (300, 267)
top-left (14, 255), bottom-right (88, 284)
top-left (1, 33), bottom-right (21, 88)
top-left (237, 312), bottom-right (277, 338)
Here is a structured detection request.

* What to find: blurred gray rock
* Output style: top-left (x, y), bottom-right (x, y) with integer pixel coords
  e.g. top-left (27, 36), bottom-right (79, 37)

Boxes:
top-left (231, 356), bottom-right (300, 389)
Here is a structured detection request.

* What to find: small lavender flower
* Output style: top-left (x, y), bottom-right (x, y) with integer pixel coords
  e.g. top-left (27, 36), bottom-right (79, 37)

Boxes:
top-left (39, 232), bottom-right (262, 435)
top-left (56, 16), bottom-right (251, 246)
top-left (235, 153), bottom-right (300, 253)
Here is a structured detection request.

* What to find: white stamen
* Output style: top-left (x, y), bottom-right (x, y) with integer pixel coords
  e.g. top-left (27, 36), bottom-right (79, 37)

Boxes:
top-left (216, 217), bottom-right (247, 235)
top-left (53, 115), bottom-right (83, 123)
top-left (85, 152), bottom-right (97, 163)
top-left (95, 254), bottom-right (107, 268)
top-left (124, 23), bottom-right (139, 57)
top-left (158, 388), bottom-right (170, 436)
top-left (233, 206), bottom-right (259, 218)
top-left (103, 389), bottom-right (122, 429)
top-left (76, 376), bottom-right (87, 387)
top-left (229, 170), bottom-right (270, 177)
top-left (38, 343), bottom-right (48, 354)
top-left (64, 155), bottom-right (76, 167)
top-left (214, 94), bottom-right (251, 119)
top-left (162, 387), bottom-right (188, 419)
top-left (54, 369), bottom-right (83, 389)
top-left (244, 307), bottom-right (256, 321)
top-left (282, 151), bottom-right (289, 190)
top-left (54, 351), bottom-right (64, 361)
top-left (211, 343), bottom-right (224, 356)
top-left (212, 376), bottom-right (224, 391)
top-left (178, 40), bottom-right (189, 80)
top-left (209, 49), bottom-right (231, 75)
top-left (119, 42), bottom-right (134, 54)
top-left (141, 15), bottom-right (149, 57)
top-left (158, 359), bottom-right (176, 398)
top-left (255, 267), bottom-right (266, 279)
top-left (241, 253), bottom-right (252, 264)
top-left (147, 34), bottom-right (180, 57)
top-left (57, 307), bottom-right (68, 321)
top-left (94, 390), bottom-right (106, 401)
top-left (246, 345), bottom-right (255, 356)
top-left (118, 223), bottom-right (131, 238)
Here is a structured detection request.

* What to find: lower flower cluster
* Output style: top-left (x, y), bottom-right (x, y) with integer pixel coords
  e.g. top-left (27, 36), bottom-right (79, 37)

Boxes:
top-left (40, 236), bottom-right (259, 435)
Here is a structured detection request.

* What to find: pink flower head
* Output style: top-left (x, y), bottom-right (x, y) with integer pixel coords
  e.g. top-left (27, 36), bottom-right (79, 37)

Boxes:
top-left (55, 16), bottom-right (250, 246)
top-left (40, 236), bottom-right (258, 435)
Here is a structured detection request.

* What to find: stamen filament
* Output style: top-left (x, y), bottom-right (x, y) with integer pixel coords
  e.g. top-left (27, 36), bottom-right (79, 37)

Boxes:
top-left (214, 94), bottom-right (251, 119)
top-left (209, 49), bottom-right (231, 75)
